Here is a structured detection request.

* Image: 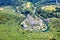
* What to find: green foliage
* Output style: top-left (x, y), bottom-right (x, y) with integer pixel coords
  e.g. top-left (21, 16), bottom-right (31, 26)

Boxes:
top-left (0, 12), bottom-right (9, 24)
top-left (49, 18), bottom-right (60, 32)
top-left (0, 3), bottom-right (60, 40)
top-left (0, 7), bottom-right (25, 25)
top-left (36, 5), bottom-right (60, 18)
top-left (0, 10), bottom-right (60, 40)
top-left (18, 2), bottom-right (33, 13)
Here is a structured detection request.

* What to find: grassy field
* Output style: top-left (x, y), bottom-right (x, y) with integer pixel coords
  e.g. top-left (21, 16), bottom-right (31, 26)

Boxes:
top-left (0, 24), bottom-right (60, 40)
top-left (0, 6), bottom-right (60, 40)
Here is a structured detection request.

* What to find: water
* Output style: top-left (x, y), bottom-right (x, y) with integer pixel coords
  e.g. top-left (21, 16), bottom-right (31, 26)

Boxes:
top-left (40, 19), bottom-right (49, 32)
top-left (0, 0), bottom-right (60, 6)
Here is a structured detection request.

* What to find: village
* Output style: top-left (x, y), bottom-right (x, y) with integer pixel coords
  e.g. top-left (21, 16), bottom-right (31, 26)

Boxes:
top-left (20, 7), bottom-right (49, 32)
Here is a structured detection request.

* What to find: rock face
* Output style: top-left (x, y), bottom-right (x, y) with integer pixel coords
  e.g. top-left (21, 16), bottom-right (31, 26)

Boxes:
top-left (21, 14), bottom-right (47, 31)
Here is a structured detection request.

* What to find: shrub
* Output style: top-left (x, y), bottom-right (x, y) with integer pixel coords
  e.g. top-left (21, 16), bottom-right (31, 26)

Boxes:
top-left (0, 14), bottom-right (9, 24)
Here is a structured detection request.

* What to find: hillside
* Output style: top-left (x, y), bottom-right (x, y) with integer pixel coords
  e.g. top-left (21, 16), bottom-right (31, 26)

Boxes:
top-left (0, 0), bottom-right (60, 40)
top-left (0, 6), bottom-right (60, 40)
